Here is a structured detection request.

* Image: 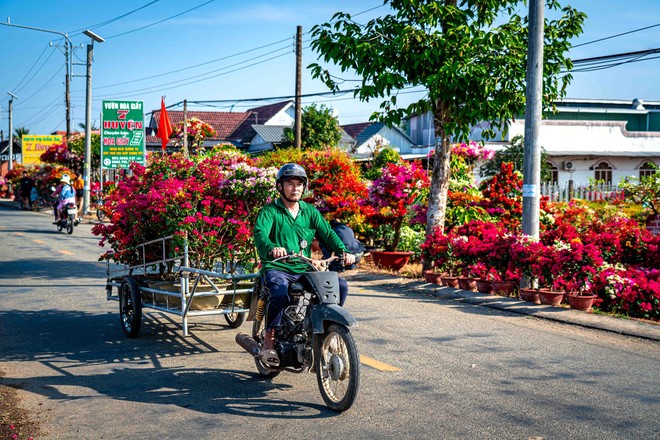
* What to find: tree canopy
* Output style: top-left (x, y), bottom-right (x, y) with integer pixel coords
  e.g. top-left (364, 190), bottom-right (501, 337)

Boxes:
top-left (282, 104), bottom-right (342, 150)
top-left (309, 0), bottom-right (585, 265)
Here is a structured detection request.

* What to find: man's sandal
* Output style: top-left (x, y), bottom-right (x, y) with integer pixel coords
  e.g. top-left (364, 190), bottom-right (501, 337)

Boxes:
top-left (260, 349), bottom-right (280, 368)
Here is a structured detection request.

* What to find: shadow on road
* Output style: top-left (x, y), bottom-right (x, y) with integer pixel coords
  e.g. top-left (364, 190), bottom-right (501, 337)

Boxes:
top-left (0, 308), bottom-right (335, 419)
top-left (0, 258), bottom-right (106, 280)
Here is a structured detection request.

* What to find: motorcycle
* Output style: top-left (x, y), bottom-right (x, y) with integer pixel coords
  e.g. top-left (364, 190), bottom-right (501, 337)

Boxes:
top-left (93, 190), bottom-right (106, 222)
top-left (235, 247), bottom-right (360, 412)
top-left (56, 202), bottom-right (78, 235)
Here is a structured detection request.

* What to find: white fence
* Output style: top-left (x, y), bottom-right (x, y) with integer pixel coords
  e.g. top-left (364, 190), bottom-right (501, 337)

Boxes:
top-left (540, 182), bottom-right (624, 202)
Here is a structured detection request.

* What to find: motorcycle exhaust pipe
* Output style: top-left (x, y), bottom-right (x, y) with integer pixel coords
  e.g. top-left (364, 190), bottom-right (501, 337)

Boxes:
top-left (235, 333), bottom-right (260, 357)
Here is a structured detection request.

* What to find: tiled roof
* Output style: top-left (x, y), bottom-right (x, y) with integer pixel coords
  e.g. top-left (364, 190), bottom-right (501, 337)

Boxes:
top-left (342, 122), bottom-right (385, 146)
top-left (150, 110), bottom-right (250, 140)
top-left (229, 101), bottom-right (293, 143)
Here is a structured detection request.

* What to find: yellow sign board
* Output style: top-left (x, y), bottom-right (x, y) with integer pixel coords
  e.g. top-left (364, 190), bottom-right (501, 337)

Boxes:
top-left (21, 135), bottom-right (63, 165)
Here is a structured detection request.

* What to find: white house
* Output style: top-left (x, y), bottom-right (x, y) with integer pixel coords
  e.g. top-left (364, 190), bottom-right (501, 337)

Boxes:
top-left (405, 98), bottom-right (660, 187)
top-left (341, 122), bottom-right (420, 157)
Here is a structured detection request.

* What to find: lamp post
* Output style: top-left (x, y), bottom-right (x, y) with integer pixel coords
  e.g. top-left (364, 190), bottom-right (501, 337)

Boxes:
top-left (1, 19), bottom-right (73, 138)
top-left (82, 29), bottom-right (104, 216)
top-left (7, 92), bottom-right (18, 171)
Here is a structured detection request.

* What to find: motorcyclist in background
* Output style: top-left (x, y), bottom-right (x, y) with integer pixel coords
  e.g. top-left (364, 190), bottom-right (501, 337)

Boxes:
top-left (51, 174), bottom-right (76, 225)
top-left (253, 163), bottom-right (356, 368)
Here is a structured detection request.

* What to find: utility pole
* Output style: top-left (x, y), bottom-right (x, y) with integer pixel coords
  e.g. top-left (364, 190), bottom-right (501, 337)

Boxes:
top-left (65, 42), bottom-right (71, 138)
top-left (82, 30), bottom-right (104, 216)
top-left (183, 99), bottom-right (188, 158)
top-left (294, 25), bottom-right (302, 149)
top-left (521, 0), bottom-right (544, 287)
top-left (7, 92), bottom-right (17, 171)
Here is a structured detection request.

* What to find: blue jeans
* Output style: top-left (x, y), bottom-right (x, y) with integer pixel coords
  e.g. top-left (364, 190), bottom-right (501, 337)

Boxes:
top-left (263, 270), bottom-right (348, 331)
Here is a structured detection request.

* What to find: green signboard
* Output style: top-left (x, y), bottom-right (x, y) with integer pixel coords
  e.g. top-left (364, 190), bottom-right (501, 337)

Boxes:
top-left (101, 100), bottom-right (145, 169)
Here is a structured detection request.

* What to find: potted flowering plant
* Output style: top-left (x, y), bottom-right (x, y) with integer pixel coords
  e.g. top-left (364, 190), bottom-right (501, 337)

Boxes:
top-left (363, 160), bottom-right (429, 271)
top-left (365, 160), bottom-right (429, 251)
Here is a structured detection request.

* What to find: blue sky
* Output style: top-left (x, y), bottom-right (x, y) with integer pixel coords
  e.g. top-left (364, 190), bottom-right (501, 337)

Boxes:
top-left (0, 0), bottom-right (659, 136)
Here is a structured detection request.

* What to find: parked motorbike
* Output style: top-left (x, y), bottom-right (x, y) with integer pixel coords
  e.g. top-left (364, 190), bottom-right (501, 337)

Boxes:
top-left (235, 247), bottom-right (360, 412)
top-left (93, 190), bottom-right (106, 222)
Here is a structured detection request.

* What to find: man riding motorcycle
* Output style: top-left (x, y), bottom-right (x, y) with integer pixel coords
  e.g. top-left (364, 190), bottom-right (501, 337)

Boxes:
top-left (253, 163), bottom-right (356, 368)
top-left (52, 174), bottom-right (76, 225)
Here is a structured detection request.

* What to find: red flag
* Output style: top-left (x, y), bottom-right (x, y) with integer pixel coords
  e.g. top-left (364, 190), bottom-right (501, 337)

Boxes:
top-left (157, 97), bottom-right (173, 151)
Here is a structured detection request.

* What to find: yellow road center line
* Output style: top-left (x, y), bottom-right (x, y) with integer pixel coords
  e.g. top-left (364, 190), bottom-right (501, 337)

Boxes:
top-left (58, 250), bottom-right (74, 256)
top-left (33, 239), bottom-right (45, 244)
top-left (14, 232), bottom-right (25, 236)
top-left (360, 355), bottom-right (400, 372)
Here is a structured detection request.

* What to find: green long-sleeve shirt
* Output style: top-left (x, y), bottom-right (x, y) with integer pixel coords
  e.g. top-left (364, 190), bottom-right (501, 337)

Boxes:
top-left (253, 198), bottom-right (348, 274)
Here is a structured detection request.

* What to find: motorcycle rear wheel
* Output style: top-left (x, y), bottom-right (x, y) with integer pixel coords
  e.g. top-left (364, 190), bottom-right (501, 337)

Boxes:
top-left (316, 324), bottom-right (360, 412)
top-left (96, 207), bottom-right (106, 222)
top-left (251, 318), bottom-right (281, 378)
top-left (66, 216), bottom-right (74, 234)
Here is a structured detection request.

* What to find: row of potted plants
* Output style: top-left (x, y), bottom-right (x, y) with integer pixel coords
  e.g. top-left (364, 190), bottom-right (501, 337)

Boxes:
top-left (421, 211), bottom-right (660, 320)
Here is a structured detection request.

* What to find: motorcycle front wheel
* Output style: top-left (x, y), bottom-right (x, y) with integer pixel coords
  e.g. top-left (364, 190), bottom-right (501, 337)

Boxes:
top-left (316, 324), bottom-right (360, 412)
top-left (96, 206), bottom-right (105, 222)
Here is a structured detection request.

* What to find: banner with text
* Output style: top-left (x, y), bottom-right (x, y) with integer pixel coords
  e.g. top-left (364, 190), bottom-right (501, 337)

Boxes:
top-left (101, 100), bottom-right (145, 169)
top-left (21, 135), bottom-right (62, 165)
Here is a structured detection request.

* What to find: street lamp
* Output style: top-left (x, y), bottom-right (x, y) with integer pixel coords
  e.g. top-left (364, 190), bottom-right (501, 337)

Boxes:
top-left (1, 19), bottom-right (73, 138)
top-left (82, 30), bottom-right (104, 216)
top-left (7, 92), bottom-right (18, 171)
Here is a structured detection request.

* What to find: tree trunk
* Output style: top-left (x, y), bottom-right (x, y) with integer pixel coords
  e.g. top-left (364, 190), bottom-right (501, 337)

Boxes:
top-left (423, 108), bottom-right (451, 271)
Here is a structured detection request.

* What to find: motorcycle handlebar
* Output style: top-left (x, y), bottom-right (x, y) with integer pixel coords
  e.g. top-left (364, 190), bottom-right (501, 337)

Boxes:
top-left (271, 251), bottom-right (344, 272)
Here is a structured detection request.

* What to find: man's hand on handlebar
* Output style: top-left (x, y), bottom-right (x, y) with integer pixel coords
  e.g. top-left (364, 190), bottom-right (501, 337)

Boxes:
top-left (343, 253), bottom-right (356, 266)
top-left (269, 247), bottom-right (288, 259)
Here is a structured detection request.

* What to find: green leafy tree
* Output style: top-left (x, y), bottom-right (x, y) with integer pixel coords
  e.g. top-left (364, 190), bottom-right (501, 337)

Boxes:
top-left (78, 121), bottom-right (99, 131)
top-left (68, 133), bottom-right (101, 174)
top-left (14, 126), bottom-right (29, 146)
top-left (309, 0), bottom-right (585, 268)
top-left (363, 146), bottom-right (401, 180)
top-left (282, 104), bottom-right (341, 150)
top-left (480, 135), bottom-right (551, 181)
top-left (620, 164), bottom-right (660, 215)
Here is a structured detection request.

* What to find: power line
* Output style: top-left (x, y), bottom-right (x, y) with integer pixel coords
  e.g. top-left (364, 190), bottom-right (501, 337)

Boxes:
top-left (572, 22), bottom-right (660, 48)
top-left (93, 47), bottom-right (293, 99)
top-left (20, 64), bottom-right (64, 105)
top-left (13, 42), bottom-right (50, 92)
top-left (68, 0), bottom-right (161, 35)
top-left (105, 0), bottom-right (215, 40)
top-left (91, 37), bottom-right (293, 90)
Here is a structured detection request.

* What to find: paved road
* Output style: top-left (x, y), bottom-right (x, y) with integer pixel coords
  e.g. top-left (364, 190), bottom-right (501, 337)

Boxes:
top-left (1, 205), bottom-right (659, 439)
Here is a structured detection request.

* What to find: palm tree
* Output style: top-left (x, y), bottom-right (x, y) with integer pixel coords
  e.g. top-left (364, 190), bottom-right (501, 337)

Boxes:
top-left (14, 126), bottom-right (29, 145)
top-left (78, 121), bottom-right (99, 131)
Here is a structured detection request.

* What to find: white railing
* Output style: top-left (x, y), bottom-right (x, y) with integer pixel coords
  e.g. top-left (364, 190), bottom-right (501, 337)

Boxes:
top-left (540, 182), bottom-right (625, 202)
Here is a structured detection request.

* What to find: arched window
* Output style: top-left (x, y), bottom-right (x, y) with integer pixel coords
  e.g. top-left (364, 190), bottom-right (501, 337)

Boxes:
top-left (544, 162), bottom-right (558, 184)
top-left (639, 161), bottom-right (657, 179)
top-left (594, 162), bottom-right (612, 184)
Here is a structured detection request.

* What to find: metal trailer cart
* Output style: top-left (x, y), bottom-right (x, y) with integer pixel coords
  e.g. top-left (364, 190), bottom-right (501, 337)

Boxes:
top-left (105, 235), bottom-right (258, 337)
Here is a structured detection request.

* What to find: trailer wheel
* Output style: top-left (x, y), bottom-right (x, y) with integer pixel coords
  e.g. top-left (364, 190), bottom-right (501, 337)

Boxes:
top-left (119, 277), bottom-right (142, 338)
top-left (224, 312), bottom-right (246, 328)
